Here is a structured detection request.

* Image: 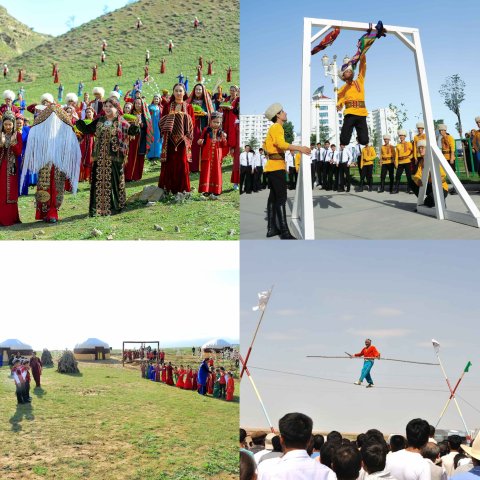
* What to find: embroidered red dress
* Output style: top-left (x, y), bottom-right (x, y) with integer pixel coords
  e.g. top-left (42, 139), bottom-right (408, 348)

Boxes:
top-left (0, 132), bottom-right (22, 226)
top-left (199, 127), bottom-right (228, 195)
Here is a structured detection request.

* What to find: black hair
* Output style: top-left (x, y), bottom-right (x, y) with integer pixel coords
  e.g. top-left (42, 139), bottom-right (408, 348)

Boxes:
top-left (327, 431), bottom-right (343, 444)
top-left (448, 435), bottom-right (463, 451)
top-left (240, 428), bottom-right (247, 443)
top-left (389, 435), bottom-right (407, 452)
top-left (320, 442), bottom-right (337, 469)
top-left (313, 434), bottom-right (325, 451)
top-left (278, 412), bottom-right (313, 449)
top-left (272, 435), bottom-right (282, 452)
top-left (454, 453), bottom-right (467, 469)
top-left (406, 419), bottom-right (430, 449)
top-left (361, 440), bottom-right (388, 474)
top-left (240, 450), bottom-right (256, 480)
top-left (365, 429), bottom-right (385, 445)
top-left (356, 433), bottom-right (367, 448)
top-left (429, 425), bottom-right (435, 437)
top-left (421, 442), bottom-right (440, 462)
top-left (332, 444), bottom-right (362, 480)
top-left (271, 115), bottom-right (278, 123)
top-left (438, 440), bottom-right (450, 456)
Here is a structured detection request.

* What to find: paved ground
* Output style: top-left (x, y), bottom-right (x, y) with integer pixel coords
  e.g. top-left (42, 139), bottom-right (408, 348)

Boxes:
top-left (240, 185), bottom-right (480, 239)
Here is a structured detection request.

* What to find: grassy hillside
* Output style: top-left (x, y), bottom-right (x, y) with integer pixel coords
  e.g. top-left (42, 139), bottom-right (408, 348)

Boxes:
top-left (0, 351), bottom-right (239, 479)
top-left (0, 6), bottom-right (51, 62)
top-left (5, 0), bottom-right (239, 107)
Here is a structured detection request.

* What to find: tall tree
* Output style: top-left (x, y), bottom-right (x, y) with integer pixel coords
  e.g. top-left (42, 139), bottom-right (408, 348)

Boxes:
top-left (247, 136), bottom-right (259, 151)
top-left (388, 103), bottom-right (408, 130)
top-left (439, 74), bottom-right (466, 137)
top-left (283, 121), bottom-right (295, 144)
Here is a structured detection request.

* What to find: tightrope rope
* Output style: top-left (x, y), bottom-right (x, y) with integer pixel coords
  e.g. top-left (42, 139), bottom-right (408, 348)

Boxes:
top-left (306, 355), bottom-right (439, 366)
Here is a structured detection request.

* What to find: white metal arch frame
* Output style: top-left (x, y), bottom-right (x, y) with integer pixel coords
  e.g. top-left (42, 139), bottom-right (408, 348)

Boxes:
top-left (292, 18), bottom-right (480, 240)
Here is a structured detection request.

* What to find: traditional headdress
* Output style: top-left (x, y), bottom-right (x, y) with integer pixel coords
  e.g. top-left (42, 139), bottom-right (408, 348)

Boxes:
top-left (65, 92), bottom-right (78, 103)
top-left (92, 86), bottom-right (105, 97)
top-left (383, 134), bottom-right (391, 140)
top-left (109, 91), bottom-right (121, 100)
top-left (3, 89), bottom-right (15, 101)
top-left (416, 122), bottom-right (424, 129)
top-left (398, 129), bottom-right (407, 136)
top-left (417, 140), bottom-right (426, 147)
top-left (437, 124), bottom-right (447, 131)
top-left (105, 96), bottom-right (121, 110)
top-left (2, 111), bottom-right (16, 123)
top-left (187, 83), bottom-right (214, 116)
top-left (265, 103), bottom-right (283, 121)
top-left (339, 64), bottom-right (354, 81)
top-left (475, 116), bottom-right (480, 123)
top-left (40, 93), bottom-right (54, 104)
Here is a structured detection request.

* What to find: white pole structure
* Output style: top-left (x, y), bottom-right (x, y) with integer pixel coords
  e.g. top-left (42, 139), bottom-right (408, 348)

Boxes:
top-left (294, 18), bottom-right (480, 239)
top-left (432, 339), bottom-right (471, 439)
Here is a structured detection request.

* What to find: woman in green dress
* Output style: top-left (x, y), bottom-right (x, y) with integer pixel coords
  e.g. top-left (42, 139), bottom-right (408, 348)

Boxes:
top-left (76, 97), bottom-right (139, 216)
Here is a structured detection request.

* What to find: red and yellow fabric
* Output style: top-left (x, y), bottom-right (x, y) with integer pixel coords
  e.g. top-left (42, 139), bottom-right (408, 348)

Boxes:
top-left (360, 145), bottom-right (376, 169)
top-left (354, 345), bottom-right (380, 358)
top-left (380, 145), bottom-right (396, 165)
top-left (263, 123), bottom-right (290, 173)
top-left (395, 142), bottom-right (413, 167)
top-left (337, 55), bottom-right (367, 117)
top-left (413, 162), bottom-right (448, 192)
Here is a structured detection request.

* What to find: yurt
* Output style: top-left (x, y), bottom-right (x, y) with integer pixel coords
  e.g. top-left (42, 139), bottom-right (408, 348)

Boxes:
top-left (73, 338), bottom-right (111, 361)
top-left (201, 338), bottom-right (231, 353)
top-left (0, 339), bottom-right (33, 366)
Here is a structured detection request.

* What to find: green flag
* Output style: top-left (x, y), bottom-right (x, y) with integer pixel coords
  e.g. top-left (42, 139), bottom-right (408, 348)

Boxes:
top-left (464, 361), bottom-right (472, 373)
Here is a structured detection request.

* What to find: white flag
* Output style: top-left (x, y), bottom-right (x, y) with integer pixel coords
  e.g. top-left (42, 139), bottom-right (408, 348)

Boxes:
top-left (253, 291), bottom-right (270, 311)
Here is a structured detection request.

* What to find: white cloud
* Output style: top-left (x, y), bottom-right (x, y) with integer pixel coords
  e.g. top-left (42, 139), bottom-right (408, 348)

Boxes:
top-left (347, 328), bottom-right (412, 338)
top-left (275, 309), bottom-right (304, 317)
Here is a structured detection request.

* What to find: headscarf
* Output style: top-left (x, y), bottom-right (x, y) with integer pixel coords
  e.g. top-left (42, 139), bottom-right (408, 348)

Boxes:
top-left (132, 97), bottom-right (153, 153)
top-left (187, 83), bottom-right (214, 118)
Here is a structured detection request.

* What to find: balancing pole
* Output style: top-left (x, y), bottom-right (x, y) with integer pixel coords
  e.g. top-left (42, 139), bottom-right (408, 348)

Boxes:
top-left (432, 339), bottom-right (471, 440)
top-left (240, 286), bottom-right (274, 379)
top-left (240, 354), bottom-right (275, 433)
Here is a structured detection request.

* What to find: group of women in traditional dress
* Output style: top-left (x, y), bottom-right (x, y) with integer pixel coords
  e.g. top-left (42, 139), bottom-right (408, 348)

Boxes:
top-left (0, 81), bottom-right (240, 227)
top-left (141, 361), bottom-right (235, 401)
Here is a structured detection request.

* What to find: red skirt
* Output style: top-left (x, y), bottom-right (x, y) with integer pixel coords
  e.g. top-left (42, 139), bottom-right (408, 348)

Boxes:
top-left (0, 161), bottom-right (20, 226)
top-left (158, 140), bottom-right (191, 193)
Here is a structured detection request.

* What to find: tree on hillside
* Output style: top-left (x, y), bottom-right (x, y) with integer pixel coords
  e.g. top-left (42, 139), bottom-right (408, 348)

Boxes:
top-left (283, 121), bottom-right (295, 144)
top-left (66, 16), bottom-right (76, 30)
top-left (439, 74), bottom-right (466, 138)
top-left (103, 5), bottom-right (110, 14)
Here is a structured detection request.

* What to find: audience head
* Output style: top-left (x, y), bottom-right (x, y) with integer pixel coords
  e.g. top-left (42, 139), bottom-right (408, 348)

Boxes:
top-left (438, 440), bottom-right (450, 457)
top-left (421, 442), bottom-right (441, 463)
top-left (332, 444), bottom-right (362, 480)
top-left (448, 434), bottom-right (463, 451)
top-left (361, 440), bottom-right (388, 474)
top-left (327, 430), bottom-right (343, 445)
top-left (240, 450), bottom-right (257, 480)
top-left (312, 434), bottom-right (325, 452)
top-left (389, 435), bottom-right (407, 452)
top-left (278, 412), bottom-right (313, 450)
top-left (406, 418), bottom-right (430, 449)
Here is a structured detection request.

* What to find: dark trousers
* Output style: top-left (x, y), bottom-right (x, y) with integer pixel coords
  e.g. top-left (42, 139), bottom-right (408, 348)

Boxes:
top-left (240, 166), bottom-right (253, 193)
top-left (315, 161), bottom-right (323, 187)
top-left (219, 383), bottom-right (226, 398)
top-left (380, 163), bottom-right (395, 191)
top-left (328, 164), bottom-right (339, 190)
top-left (311, 162), bottom-right (316, 188)
top-left (360, 164), bottom-right (373, 188)
top-left (267, 170), bottom-right (288, 207)
top-left (395, 164), bottom-right (413, 190)
top-left (412, 183), bottom-right (448, 207)
top-left (340, 114), bottom-right (369, 146)
top-left (338, 163), bottom-right (351, 190)
top-left (288, 167), bottom-right (298, 189)
top-left (322, 162), bottom-right (331, 189)
top-left (253, 167), bottom-right (263, 191)
top-left (262, 172), bottom-right (269, 188)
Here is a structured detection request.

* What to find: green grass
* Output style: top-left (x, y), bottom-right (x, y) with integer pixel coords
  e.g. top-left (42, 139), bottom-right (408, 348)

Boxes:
top-left (0, 159), bottom-right (239, 240)
top-left (6, 0), bottom-right (239, 111)
top-left (0, 351), bottom-right (239, 480)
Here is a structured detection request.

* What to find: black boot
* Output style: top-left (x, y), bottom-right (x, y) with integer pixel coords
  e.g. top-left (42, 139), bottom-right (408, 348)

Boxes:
top-left (392, 182), bottom-right (399, 194)
top-left (275, 204), bottom-right (296, 240)
top-left (266, 201), bottom-right (280, 238)
top-left (358, 179), bottom-right (364, 192)
top-left (378, 177), bottom-right (385, 193)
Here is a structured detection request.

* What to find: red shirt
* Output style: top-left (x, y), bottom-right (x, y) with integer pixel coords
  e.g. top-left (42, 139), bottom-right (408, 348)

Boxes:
top-left (355, 345), bottom-right (380, 359)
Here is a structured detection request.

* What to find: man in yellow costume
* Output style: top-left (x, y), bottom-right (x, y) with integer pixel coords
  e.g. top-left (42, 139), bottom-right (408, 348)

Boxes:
top-left (379, 134), bottom-right (396, 193)
top-left (393, 129), bottom-right (414, 194)
top-left (413, 122), bottom-right (426, 165)
top-left (359, 143), bottom-right (376, 192)
top-left (438, 124), bottom-right (456, 172)
top-left (412, 139), bottom-right (448, 207)
top-left (263, 103), bottom-right (310, 239)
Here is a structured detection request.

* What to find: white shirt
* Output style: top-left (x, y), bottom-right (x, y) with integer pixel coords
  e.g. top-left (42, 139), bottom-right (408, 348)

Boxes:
top-left (258, 153), bottom-right (267, 168)
top-left (441, 451), bottom-right (459, 478)
top-left (386, 449), bottom-right (431, 480)
top-left (319, 147), bottom-right (330, 162)
top-left (365, 469), bottom-right (399, 480)
top-left (339, 147), bottom-right (353, 165)
top-left (328, 150), bottom-right (339, 164)
top-left (425, 458), bottom-right (447, 480)
top-left (257, 449), bottom-right (332, 480)
top-left (285, 151), bottom-right (294, 169)
top-left (254, 448), bottom-right (272, 464)
top-left (240, 151), bottom-right (254, 168)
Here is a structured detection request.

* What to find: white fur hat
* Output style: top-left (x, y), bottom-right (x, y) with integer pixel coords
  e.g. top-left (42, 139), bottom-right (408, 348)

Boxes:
top-left (417, 140), bottom-right (427, 148)
top-left (92, 86), bottom-right (105, 97)
top-left (416, 122), bottom-right (424, 129)
top-left (339, 65), bottom-right (353, 81)
top-left (109, 91), bottom-right (121, 100)
top-left (3, 89), bottom-right (15, 101)
top-left (438, 124), bottom-right (447, 131)
top-left (383, 134), bottom-right (391, 140)
top-left (475, 116), bottom-right (480, 123)
top-left (40, 93), bottom-right (54, 104)
top-left (65, 92), bottom-right (78, 103)
top-left (398, 129), bottom-right (407, 136)
top-left (265, 102), bottom-right (283, 121)
top-left (153, 93), bottom-right (161, 98)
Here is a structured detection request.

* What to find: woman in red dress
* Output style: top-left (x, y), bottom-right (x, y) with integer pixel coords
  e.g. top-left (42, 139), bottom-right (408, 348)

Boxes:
top-left (207, 368), bottom-right (215, 395)
top-left (197, 112), bottom-right (228, 197)
top-left (219, 86), bottom-right (240, 187)
top-left (161, 364), bottom-right (167, 383)
top-left (92, 65), bottom-right (98, 81)
top-left (158, 83), bottom-right (194, 193)
top-left (0, 111), bottom-right (22, 226)
top-left (187, 83), bottom-right (213, 173)
top-left (160, 58), bottom-right (166, 74)
top-left (166, 362), bottom-right (174, 385)
top-left (226, 372), bottom-right (234, 401)
top-left (176, 365), bottom-right (185, 388)
top-left (184, 366), bottom-right (193, 389)
top-left (192, 370), bottom-right (198, 391)
top-left (117, 62), bottom-right (122, 77)
top-left (77, 106), bottom-right (95, 182)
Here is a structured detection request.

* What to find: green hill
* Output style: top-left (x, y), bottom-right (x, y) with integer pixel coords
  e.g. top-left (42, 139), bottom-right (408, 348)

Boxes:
top-left (4, 0), bottom-right (239, 108)
top-left (0, 6), bottom-right (51, 62)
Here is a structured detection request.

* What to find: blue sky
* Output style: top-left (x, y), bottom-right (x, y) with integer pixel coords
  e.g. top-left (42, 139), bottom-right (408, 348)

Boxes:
top-left (0, 242), bottom-right (239, 349)
top-left (240, 241), bottom-right (480, 434)
top-left (0, 0), bottom-right (131, 36)
top-left (241, 0), bottom-right (480, 138)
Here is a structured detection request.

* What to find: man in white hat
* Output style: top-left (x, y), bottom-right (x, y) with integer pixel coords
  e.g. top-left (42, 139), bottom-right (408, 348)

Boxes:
top-left (411, 139), bottom-right (448, 207)
top-left (453, 432), bottom-right (480, 480)
top-left (413, 122), bottom-right (426, 164)
top-left (26, 93), bottom-right (55, 118)
top-left (263, 103), bottom-right (311, 239)
top-left (90, 87), bottom-right (105, 115)
top-left (438, 124), bottom-right (456, 171)
top-left (393, 130), bottom-right (414, 194)
top-left (379, 135), bottom-right (396, 193)
top-left (0, 90), bottom-right (20, 116)
top-left (337, 53), bottom-right (369, 149)
top-left (65, 93), bottom-right (79, 120)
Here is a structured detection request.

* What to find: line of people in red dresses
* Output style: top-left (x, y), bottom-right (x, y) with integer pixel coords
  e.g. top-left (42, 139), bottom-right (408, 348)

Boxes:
top-left (141, 360), bottom-right (235, 401)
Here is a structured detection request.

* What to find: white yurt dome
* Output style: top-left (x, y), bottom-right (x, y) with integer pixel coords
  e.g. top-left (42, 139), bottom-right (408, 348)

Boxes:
top-left (74, 338), bottom-right (110, 349)
top-left (0, 338), bottom-right (33, 350)
top-left (201, 338), bottom-right (231, 350)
